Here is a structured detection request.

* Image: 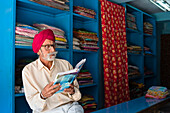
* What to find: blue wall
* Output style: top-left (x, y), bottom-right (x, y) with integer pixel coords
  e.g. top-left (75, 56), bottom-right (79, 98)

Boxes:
top-left (0, 1), bottom-right (16, 113)
top-left (153, 12), bottom-right (170, 22)
top-left (153, 11), bottom-right (170, 85)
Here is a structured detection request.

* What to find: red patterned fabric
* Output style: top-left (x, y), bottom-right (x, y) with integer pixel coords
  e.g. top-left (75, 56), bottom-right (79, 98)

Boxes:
top-left (100, 0), bottom-right (130, 107)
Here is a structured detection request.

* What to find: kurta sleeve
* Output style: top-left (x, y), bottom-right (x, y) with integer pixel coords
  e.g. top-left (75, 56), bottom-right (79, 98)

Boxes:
top-left (22, 66), bottom-right (47, 112)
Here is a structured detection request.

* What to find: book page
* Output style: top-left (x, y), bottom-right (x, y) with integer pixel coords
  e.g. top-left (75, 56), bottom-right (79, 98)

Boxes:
top-left (54, 74), bottom-right (77, 94)
top-left (54, 58), bottom-right (86, 80)
top-left (53, 58), bottom-right (86, 93)
top-left (75, 59), bottom-right (86, 69)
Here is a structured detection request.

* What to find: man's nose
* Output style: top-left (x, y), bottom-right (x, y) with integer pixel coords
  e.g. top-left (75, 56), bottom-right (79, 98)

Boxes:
top-left (50, 45), bottom-right (55, 52)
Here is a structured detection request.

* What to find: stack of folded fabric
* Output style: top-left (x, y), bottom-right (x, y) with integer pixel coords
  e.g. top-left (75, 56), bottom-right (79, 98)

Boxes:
top-left (145, 86), bottom-right (169, 99)
top-left (144, 22), bottom-right (153, 35)
top-left (144, 66), bottom-right (154, 76)
top-left (144, 46), bottom-right (153, 55)
top-left (29, 0), bottom-right (69, 11)
top-left (73, 29), bottom-right (99, 51)
top-left (127, 43), bottom-right (142, 54)
top-left (79, 95), bottom-right (97, 113)
top-left (77, 69), bottom-right (93, 86)
top-left (126, 13), bottom-right (137, 30)
top-left (73, 37), bottom-right (81, 50)
top-left (128, 65), bottom-right (141, 78)
top-left (15, 58), bottom-right (34, 93)
top-left (73, 6), bottom-right (96, 19)
top-left (15, 23), bottom-right (39, 46)
top-left (33, 23), bottom-right (67, 49)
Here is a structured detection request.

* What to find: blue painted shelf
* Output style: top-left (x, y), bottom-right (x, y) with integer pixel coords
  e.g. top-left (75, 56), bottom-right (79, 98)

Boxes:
top-left (128, 52), bottom-right (142, 56)
top-left (15, 93), bottom-right (25, 97)
top-left (129, 75), bottom-right (141, 80)
top-left (125, 3), bottom-right (157, 93)
top-left (126, 28), bottom-right (140, 33)
top-left (14, 83), bottom-right (97, 97)
top-left (144, 54), bottom-right (154, 57)
top-left (15, 84), bottom-right (97, 97)
top-left (144, 75), bottom-right (154, 78)
top-left (15, 45), bottom-right (32, 49)
top-left (11, 0), bottom-right (101, 112)
top-left (73, 13), bottom-right (97, 22)
top-left (73, 49), bottom-right (97, 53)
top-left (55, 48), bottom-right (69, 51)
top-left (17, 0), bottom-right (69, 15)
top-left (79, 83), bottom-right (97, 88)
top-left (144, 33), bottom-right (152, 37)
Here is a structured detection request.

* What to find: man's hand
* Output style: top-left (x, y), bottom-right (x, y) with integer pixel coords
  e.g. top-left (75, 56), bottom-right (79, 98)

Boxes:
top-left (64, 84), bottom-right (75, 95)
top-left (41, 81), bottom-right (61, 99)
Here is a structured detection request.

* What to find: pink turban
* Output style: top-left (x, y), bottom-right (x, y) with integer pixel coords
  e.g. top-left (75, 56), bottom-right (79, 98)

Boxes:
top-left (32, 29), bottom-right (55, 53)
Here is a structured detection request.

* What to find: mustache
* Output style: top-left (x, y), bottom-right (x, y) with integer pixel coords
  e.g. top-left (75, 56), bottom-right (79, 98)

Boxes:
top-left (47, 51), bottom-right (58, 56)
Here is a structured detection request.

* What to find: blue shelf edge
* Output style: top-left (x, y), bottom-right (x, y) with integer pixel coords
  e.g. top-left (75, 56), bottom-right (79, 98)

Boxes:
top-left (144, 33), bottom-right (152, 37)
top-left (15, 84), bottom-right (97, 97)
top-left (56, 48), bottom-right (69, 51)
top-left (126, 28), bottom-right (141, 33)
top-left (128, 52), bottom-right (142, 56)
top-left (79, 83), bottom-right (97, 88)
top-left (129, 75), bottom-right (141, 80)
top-left (15, 93), bottom-right (25, 97)
top-left (15, 45), bottom-right (32, 49)
top-left (144, 75), bottom-right (154, 78)
top-left (144, 54), bottom-right (154, 57)
top-left (73, 13), bottom-right (97, 22)
top-left (143, 12), bottom-right (154, 18)
top-left (73, 49), bottom-right (98, 53)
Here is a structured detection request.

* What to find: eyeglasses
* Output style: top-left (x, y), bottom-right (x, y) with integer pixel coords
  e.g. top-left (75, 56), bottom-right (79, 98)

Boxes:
top-left (41, 44), bottom-right (55, 51)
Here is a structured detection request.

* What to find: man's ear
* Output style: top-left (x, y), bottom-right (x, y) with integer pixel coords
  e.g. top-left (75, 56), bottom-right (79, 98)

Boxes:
top-left (37, 50), bottom-right (40, 55)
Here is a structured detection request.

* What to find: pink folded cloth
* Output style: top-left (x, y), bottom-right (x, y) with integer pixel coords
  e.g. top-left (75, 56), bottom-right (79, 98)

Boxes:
top-left (33, 23), bottom-right (64, 33)
top-left (16, 27), bottom-right (39, 34)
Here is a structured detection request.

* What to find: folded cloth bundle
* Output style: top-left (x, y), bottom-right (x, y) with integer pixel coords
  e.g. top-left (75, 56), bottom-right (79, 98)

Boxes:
top-left (79, 95), bottom-right (97, 113)
top-left (29, 0), bottom-right (69, 10)
top-left (15, 23), bottom-right (39, 46)
top-left (145, 86), bottom-right (169, 99)
top-left (143, 22), bottom-right (153, 35)
top-left (73, 6), bottom-right (96, 19)
top-left (77, 69), bottom-right (94, 85)
top-left (73, 29), bottom-right (99, 51)
top-left (126, 13), bottom-right (137, 30)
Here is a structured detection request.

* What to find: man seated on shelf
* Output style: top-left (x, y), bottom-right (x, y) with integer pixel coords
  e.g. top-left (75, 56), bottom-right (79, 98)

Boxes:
top-left (22, 29), bottom-right (84, 113)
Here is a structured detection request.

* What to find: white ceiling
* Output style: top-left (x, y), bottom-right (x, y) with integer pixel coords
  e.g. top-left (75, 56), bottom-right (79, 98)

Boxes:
top-left (127, 0), bottom-right (163, 14)
top-left (109, 0), bottom-right (169, 14)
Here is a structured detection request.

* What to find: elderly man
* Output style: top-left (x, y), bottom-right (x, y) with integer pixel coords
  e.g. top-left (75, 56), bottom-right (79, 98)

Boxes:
top-left (22, 29), bottom-right (84, 113)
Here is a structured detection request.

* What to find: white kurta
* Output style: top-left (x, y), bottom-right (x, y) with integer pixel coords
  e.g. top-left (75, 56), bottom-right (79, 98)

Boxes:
top-left (22, 58), bottom-right (82, 113)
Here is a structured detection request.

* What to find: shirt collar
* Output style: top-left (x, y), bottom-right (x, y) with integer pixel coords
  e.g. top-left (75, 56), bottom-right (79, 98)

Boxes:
top-left (37, 58), bottom-right (55, 70)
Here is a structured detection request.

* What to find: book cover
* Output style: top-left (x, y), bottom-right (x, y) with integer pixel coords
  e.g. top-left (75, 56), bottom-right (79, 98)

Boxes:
top-left (53, 58), bottom-right (86, 93)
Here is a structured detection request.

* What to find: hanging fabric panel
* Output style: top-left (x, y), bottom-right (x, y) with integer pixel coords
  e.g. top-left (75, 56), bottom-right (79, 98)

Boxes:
top-left (100, 0), bottom-right (130, 107)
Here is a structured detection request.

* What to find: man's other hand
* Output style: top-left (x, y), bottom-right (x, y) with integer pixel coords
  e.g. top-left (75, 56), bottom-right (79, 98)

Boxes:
top-left (41, 81), bottom-right (61, 99)
top-left (64, 84), bottom-right (75, 95)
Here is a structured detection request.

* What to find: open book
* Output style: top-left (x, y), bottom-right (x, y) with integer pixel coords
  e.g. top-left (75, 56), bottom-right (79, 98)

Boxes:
top-left (53, 58), bottom-right (86, 93)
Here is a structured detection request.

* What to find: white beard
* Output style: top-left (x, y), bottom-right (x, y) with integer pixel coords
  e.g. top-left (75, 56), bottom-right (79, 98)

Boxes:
top-left (43, 51), bottom-right (58, 61)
